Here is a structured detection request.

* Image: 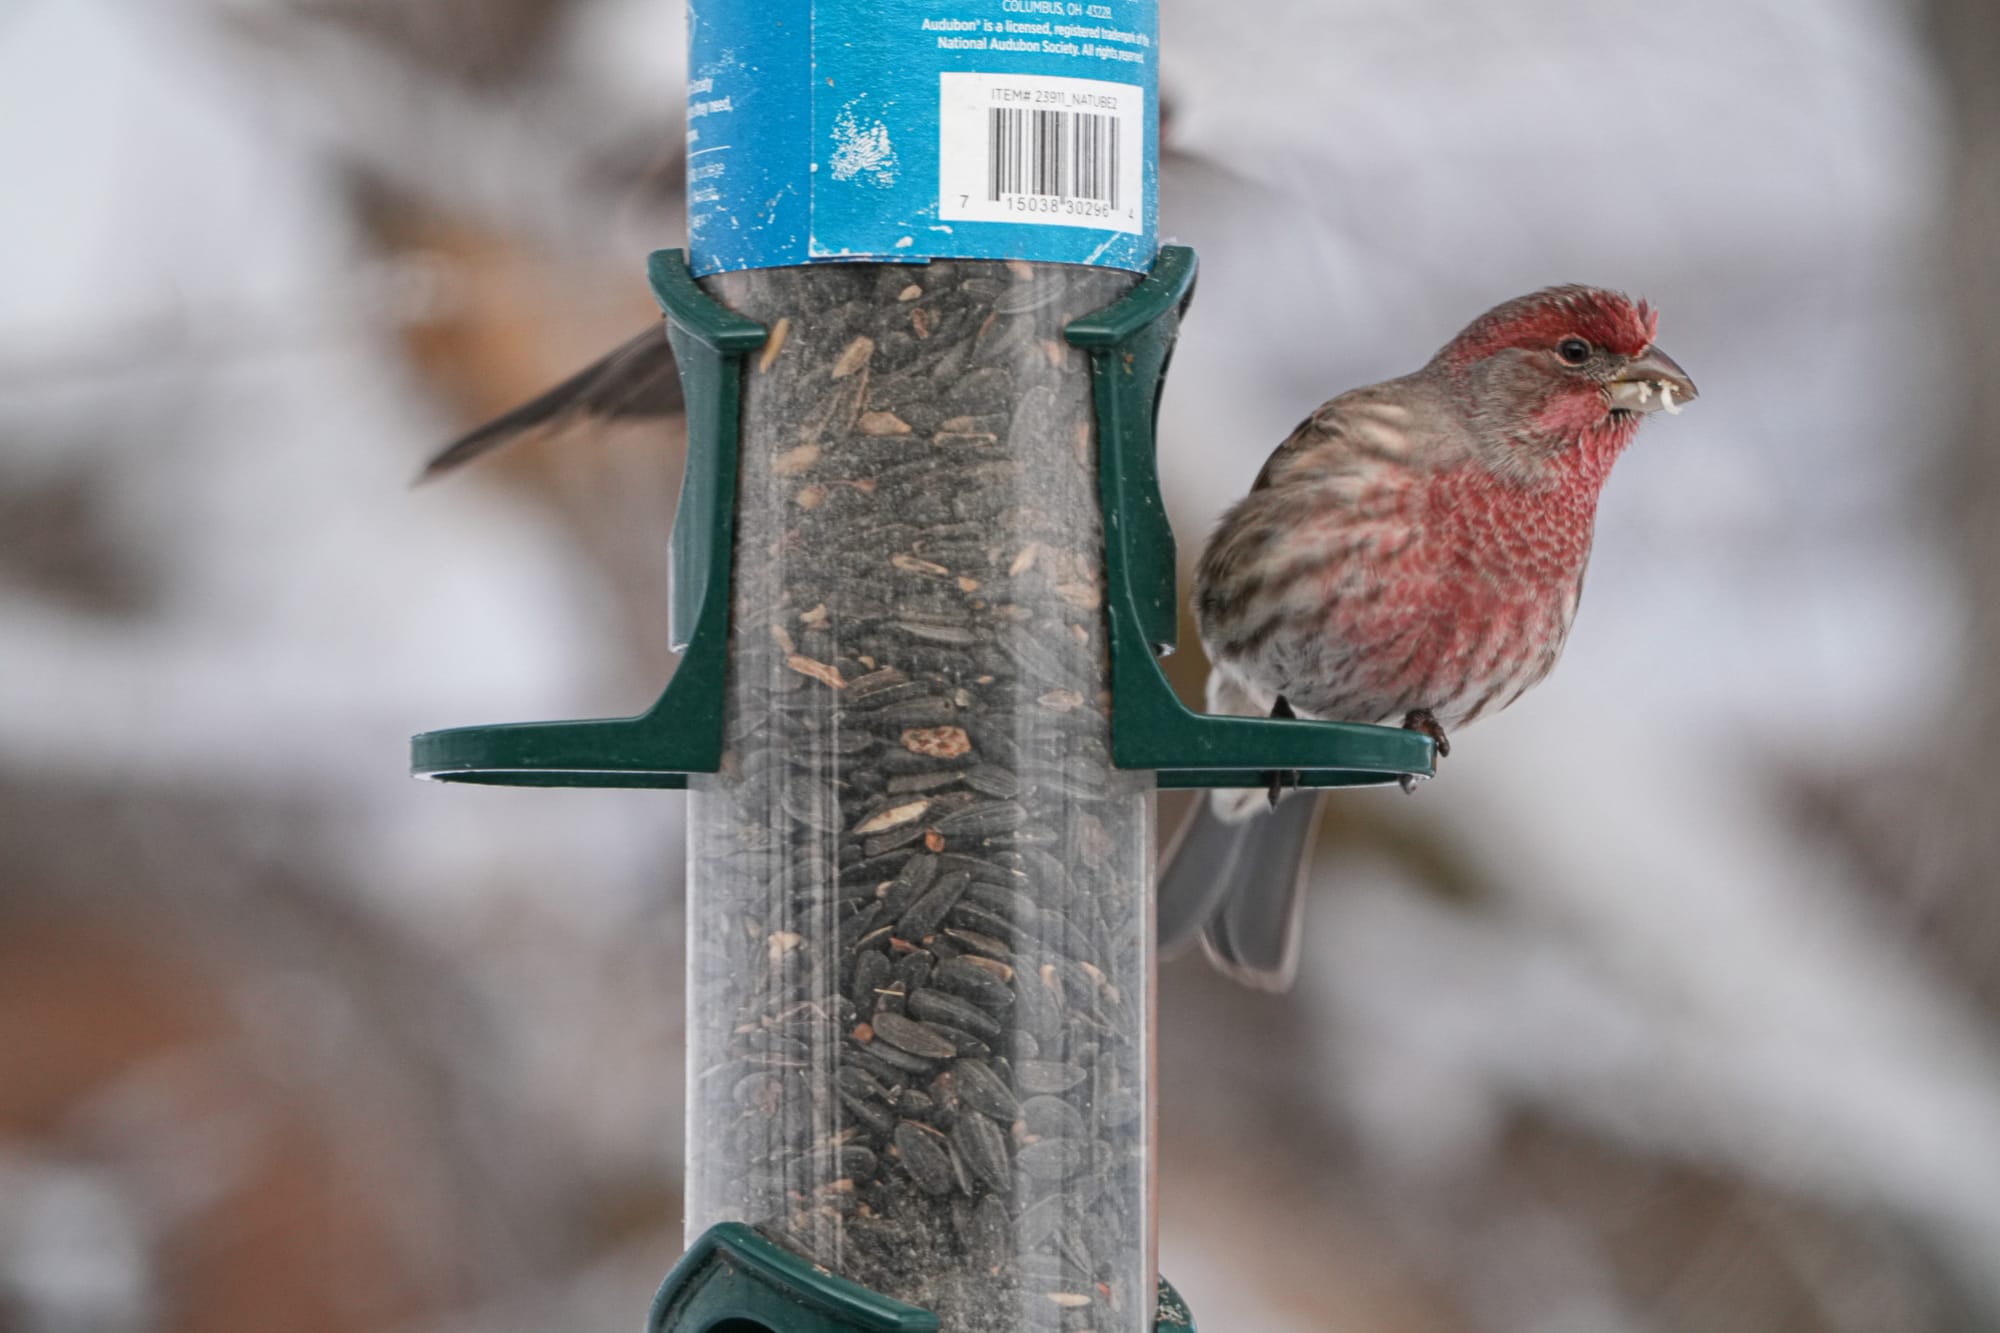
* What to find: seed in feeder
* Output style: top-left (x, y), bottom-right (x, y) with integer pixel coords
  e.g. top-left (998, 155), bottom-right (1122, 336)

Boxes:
top-left (758, 317), bottom-right (790, 371)
top-left (866, 1036), bottom-right (941, 1076)
top-left (774, 442), bottom-right (821, 476)
top-left (952, 1058), bottom-right (1022, 1122)
top-left (852, 799), bottom-right (930, 835)
top-left (897, 283), bottom-right (923, 301)
top-left (933, 801), bottom-right (1029, 836)
top-left (863, 825), bottom-right (928, 858)
top-left (818, 1145), bottom-right (879, 1181)
top-left (832, 336), bottom-right (874, 378)
top-left (785, 654), bottom-right (846, 688)
top-left (871, 1010), bottom-right (960, 1060)
top-left (1021, 1095), bottom-right (1086, 1141)
top-left (895, 619), bottom-right (978, 644)
top-left (900, 725), bottom-right (971, 758)
top-left (962, 766), bottom-right (1021, 799)
top-left (878, 853), bottom-right (941, 917)
top-left (893, 1121), bottom-right (955, 1196)
top-left (851, 951), bottom-right (893, 1013)
top-left (1046, 1293), bottom-right (1093, 1309)
top-left (795, 485), bottom-right (826, 509)
top-left (859, 410), bottom-right (911, 435)
top-left (943, 927), bottom-right (1011, 961)
top-left (932, 956), bottom-right (1014, 1010)
top-left (1017, 1137), bottom-right (1086, 1180)
top-left (967, 1194), bottom-right (1011, 1270)
top-left (840, 1092), bottom-right (896, 1137)
top-left (908, 988), bottom-right (1002, 1043)
top-left (893, 554), bottom-right (950, 576)
top-left (896, 870), bottom-right (970, 939)
top-left (835, 1065), bottom-right (889, 1103)
top-left (1017, 1195), bottom-right (1064, 1249)
top-left (961, 955), bottom-right (1013, 984)
top-left (1015, 1060), bottom-right (1089, 1095)
top-left (951, 1108), bottom-right (1011, 1189)
top-left (1054, 581), bottom-right (1101, 609)
top-left (930, 1023), bottom-right (991, 1058)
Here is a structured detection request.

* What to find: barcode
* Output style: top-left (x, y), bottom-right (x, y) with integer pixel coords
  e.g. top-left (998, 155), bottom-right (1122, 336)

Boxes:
top-left (939, 72), bottom-right (1142, 236)
top-left (986, 107), bottom-right (1120, 209)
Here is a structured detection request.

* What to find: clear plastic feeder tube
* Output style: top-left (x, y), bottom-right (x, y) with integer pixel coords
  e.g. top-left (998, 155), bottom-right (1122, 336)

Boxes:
top-left (686, 260), bottom-right (1154, 1332)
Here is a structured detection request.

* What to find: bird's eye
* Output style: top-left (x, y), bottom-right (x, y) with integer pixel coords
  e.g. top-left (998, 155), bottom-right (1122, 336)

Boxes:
top-left (1556, 337), bottom-right (1592, 365)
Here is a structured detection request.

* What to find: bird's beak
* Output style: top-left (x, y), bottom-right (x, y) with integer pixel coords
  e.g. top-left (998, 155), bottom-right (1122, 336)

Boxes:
top-left (1606, 346), bottom-right (1698, 415)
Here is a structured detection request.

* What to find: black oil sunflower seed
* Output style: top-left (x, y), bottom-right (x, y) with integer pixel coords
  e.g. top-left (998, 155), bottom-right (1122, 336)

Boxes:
top-left (951, 1109), bottom-right (1011, 1190)
top-left (953, 1058), bottom-right (1023, 1122)
top-left (871, 1010), bottom-right (960, 1060)
top-left (897, 869), bottom-right (972, 940)
top-left (893, 1121), bottom-right (955, 1196)
top-left (908, 988), bottom-right (1003, 1043)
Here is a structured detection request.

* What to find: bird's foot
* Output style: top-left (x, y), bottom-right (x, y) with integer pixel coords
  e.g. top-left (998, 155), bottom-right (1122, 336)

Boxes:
top-left (1399, 708), bottom-right (1450, 794)
top-left (1265, 695), bottom-right (1300, 808)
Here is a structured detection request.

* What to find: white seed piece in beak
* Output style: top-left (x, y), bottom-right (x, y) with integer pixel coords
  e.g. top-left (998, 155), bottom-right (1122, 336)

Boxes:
top-left (1660, 382), bottom-right (1680, 415)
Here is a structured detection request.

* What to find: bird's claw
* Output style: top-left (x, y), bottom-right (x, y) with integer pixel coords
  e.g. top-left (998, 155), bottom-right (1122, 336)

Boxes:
top-left (1399, 709), bottom-right (1450, 795)
top-left (1262, 696), bottom-right (1303, 807)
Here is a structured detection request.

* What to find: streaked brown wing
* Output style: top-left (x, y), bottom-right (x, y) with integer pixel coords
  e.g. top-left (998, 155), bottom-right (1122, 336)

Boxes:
top-left (418, 322), bottom-right (681, 480)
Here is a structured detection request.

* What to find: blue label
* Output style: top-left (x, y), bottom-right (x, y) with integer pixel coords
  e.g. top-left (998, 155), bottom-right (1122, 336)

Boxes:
top-left (687, 0), bottom-right (1157, 276)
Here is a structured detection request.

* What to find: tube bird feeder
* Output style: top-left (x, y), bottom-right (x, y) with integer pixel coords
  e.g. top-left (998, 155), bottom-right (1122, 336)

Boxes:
top-left (413, 5), bottom-right (1433, 1329)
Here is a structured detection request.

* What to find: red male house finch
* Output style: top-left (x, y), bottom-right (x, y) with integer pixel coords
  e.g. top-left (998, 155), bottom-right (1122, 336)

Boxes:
top-left (1160, 286), bottom-right (1696, 989)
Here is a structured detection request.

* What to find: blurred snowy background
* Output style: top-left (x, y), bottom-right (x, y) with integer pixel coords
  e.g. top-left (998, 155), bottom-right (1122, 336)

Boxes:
top-left (4, 0), bottom-right (1998, 1329)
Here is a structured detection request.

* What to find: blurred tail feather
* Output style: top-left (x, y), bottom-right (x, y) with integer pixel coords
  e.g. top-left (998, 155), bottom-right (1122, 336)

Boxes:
top-left (1157, 790), bottom-right (1325, 990)
top-left (1158, 795), bottom-right (1253, 958)
top-left (1200, 792), bottom-right (1324, 991)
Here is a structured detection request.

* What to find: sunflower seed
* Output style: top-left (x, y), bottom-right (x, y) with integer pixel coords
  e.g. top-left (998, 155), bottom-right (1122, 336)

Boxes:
top-left (893, 1121), bottom-right (955, 1196)
top-left (953, 1059), bottom-right (1023, 1122)
top-left (871, 1010), bottom-right (960, 1060)
top-left (951, 1109), bottom-right (1011, 1189)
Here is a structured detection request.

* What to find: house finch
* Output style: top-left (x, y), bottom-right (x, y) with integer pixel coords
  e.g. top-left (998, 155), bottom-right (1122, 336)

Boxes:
top-left (1160, 285), bottom-right (1696, 989)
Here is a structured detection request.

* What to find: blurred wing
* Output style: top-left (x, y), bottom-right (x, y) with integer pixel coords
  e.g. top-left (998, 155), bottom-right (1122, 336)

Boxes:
top-left (418, 322), bottom-right (681, 480)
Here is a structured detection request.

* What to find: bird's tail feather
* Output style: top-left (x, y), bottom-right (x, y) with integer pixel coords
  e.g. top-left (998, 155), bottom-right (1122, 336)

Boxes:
top-left (1157, 794), bottom-right (1255, 958)
top-left (1200, 792), bottom-right (1324, 991)
top-left (1156, 790), bottom-right (1324, 990)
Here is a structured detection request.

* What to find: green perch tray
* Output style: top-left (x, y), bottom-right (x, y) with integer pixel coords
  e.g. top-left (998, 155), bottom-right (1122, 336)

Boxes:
top-left (410, 247), bottom-right (1433, 790)
top-left (648, 1223), bottom-right (1197, 1333)
top-left (1067, 248), bottom-right (1434, 789)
